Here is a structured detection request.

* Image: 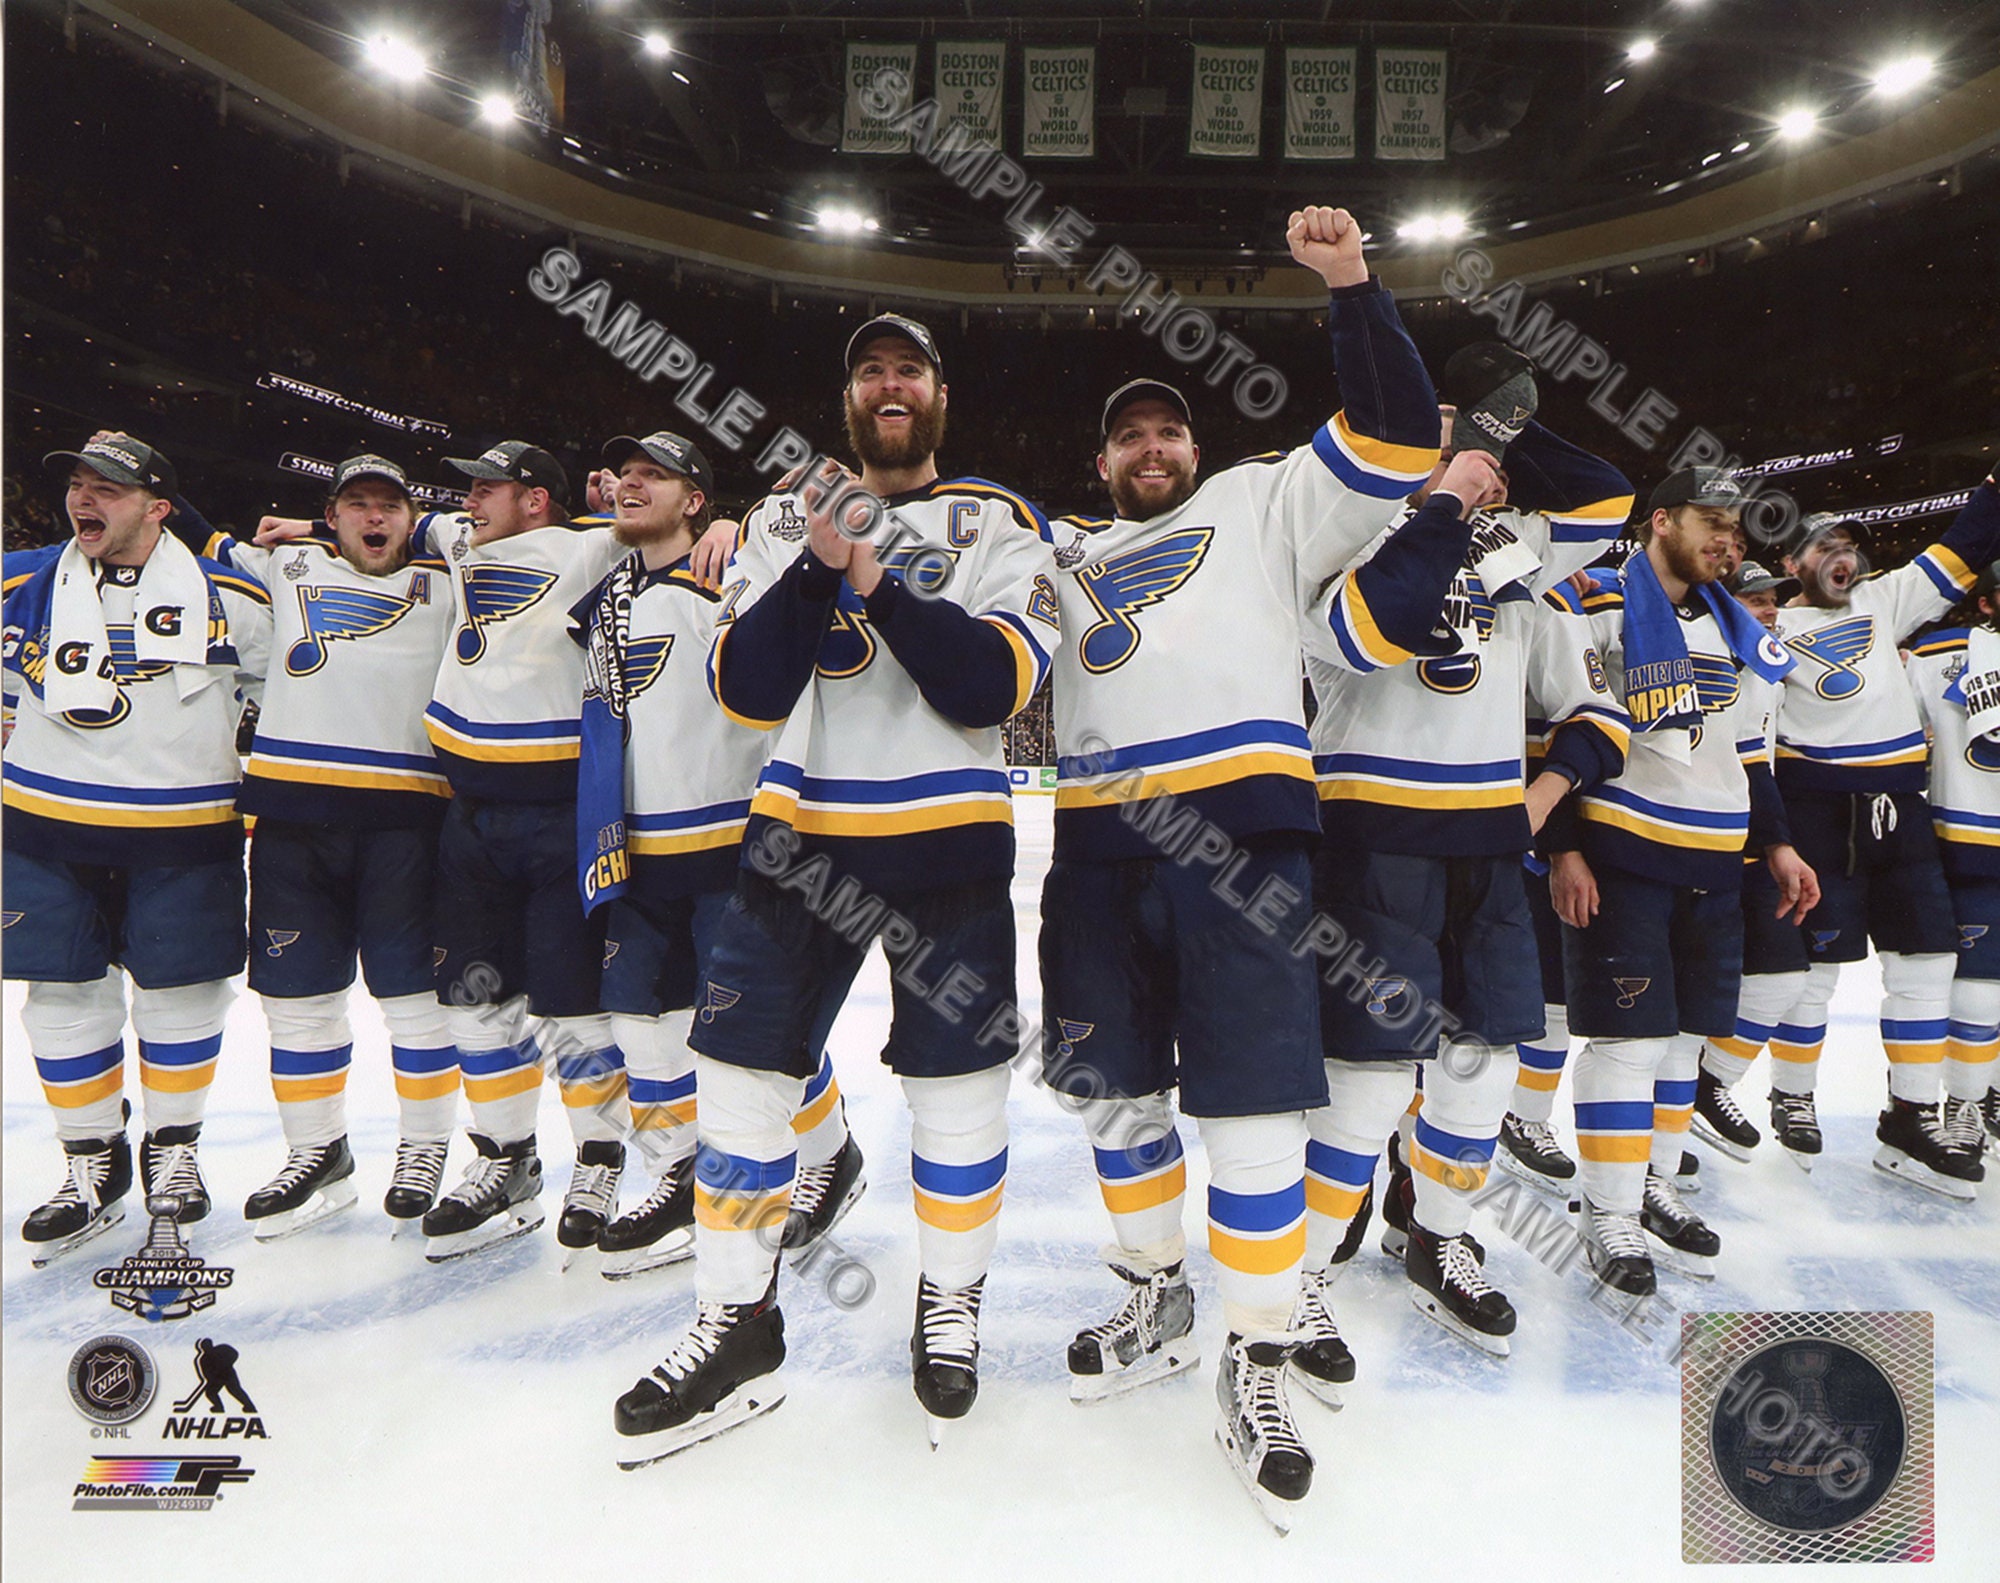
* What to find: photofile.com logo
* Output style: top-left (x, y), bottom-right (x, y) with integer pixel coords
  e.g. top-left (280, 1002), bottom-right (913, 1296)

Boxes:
top-left (73, 1455), bottom-right (255, 1510)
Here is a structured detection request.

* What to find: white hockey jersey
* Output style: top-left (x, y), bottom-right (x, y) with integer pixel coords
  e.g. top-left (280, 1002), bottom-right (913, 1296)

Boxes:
top-left (3, 538), bottom-right (271, 865)
top-left (421, 511), bottom-right (625, 802)
top-left (711, 476), bottom-right (1057, 891)
top-left (1908, 627), bottom-right (2000, 880)
top-left (205, 534), bottom-right (455, 825)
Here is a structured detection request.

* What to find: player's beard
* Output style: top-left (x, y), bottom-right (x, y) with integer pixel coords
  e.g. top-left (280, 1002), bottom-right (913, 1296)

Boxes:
top-left (845, 389), bottom-right (945, 472)
top-left (1801, 548), bottom-right (1858, 608)
top-left (1107, 454), bottom-right (1198, 521)
top-left (612, 510), bottom-right (676, 550)
top-left (1658, 529), bottom-right (1728, 589)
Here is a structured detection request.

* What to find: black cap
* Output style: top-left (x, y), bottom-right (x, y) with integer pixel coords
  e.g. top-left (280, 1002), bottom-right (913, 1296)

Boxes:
top-left (1100, 378), bottom-right (1193, 439)
top-left (1730, 561), bottom-right (1800, 600)
top-left (330, 453), bottom-right (411, 498)
top-left (844, 313), bottom-right (942, 373)
top-left (1648, 466), bottom-right (1747, 515)
top-left (1441, 342), bottom-right (1534, 412)
top-left (443, 440), bottom-right (571, 508)
top-left (603, 431), bottom-right (715, 500)
top-left (1792, 511), bottom-right (1872, 553)
top-left (45, 434), bottom-right (178, 497)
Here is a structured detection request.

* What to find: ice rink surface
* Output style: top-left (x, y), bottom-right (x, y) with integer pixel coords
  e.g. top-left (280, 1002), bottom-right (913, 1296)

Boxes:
top-left (5, 796), bottom-right (1997, 1581)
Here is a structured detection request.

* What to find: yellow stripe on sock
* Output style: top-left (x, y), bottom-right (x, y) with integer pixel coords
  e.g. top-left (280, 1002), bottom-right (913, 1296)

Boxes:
top-left (913, 1184), bottom-right (1005, 1232)
top-left (1098, 1163), bottom-right (1185, 1216)
top-left (1575, 1135), bottom-right (1652, 1163)
top-left (790, 1083), bottom-right (841, 1136)
top-left (462, 1067), bottom-right (543, 1103)
top-left (43, 1070), bottom-right (125, 1109)
top-left (1304, 1176), bottom-right (1366, 1219)
top-left (394, 1070), bottom-right (461, 1101)
top-left (272, 1074), bottom-right (349, 1103)
top-left (139, 1061), bottom-right (216, 1094)
top-left (1207, 1222), bottom-right (1306, 1276)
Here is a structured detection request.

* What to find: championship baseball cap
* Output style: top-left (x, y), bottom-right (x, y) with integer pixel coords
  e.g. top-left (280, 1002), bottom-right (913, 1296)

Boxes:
top-left (602, 431), bottom-right (715, 499)
top-left (443, 440), bottom-right (571, 507)
top-left (45, 433), bottom-right (178, 497)
top-left (1730, 561), bottom-right (1800, 600)
top-left (1100, 378), bottom-right (1193, 439)
top-left (1792, 510), bottom-right (1872, 552)
top-left (1442, 341), bottom-right (1538, 460)
top-left (845, 313), bottom-right (942, 373)
top-left (1648, 466), bottom-right (1747, 515)
top-left (330, 453), bottom-right (411, 498)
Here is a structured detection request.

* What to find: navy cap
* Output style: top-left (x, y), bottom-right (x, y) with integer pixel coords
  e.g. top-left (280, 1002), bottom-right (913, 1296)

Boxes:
top-left (845, 313), bottom-right (942, 373)
top-left (1100, 378), bottom-right (1193, 439)
top-left (1792, 511), bottom-right (1872, 553)
top-left (603, 431), bottom-right (715, 500)
top-left (330, 453), bottom-right (411, 498)
top-left (46, 434), bottom-right (178, 497)
top-left (1730, 561), bottom-right (1800, 600)
top-left (1649, 466), bottom-right (1747, 515)
top-left (444, 440), bottom-right (571, 507)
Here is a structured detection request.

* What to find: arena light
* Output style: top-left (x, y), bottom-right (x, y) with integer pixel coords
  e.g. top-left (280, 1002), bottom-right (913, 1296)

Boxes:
top-left (1872, 55), bottom-right (1935, 96)
top-left (364, 33), bottom-right (427, 83)
top-left (816, 204), bottom-right (871, 237)
top-left (1602, 77), bottom-right (1627, 95)
top-left (1775, 106), bottom-right (1818, 142)
top-left (641, 31), bottom-right (673, 59)
top-left (1627, 38), bottom-right (1658, 64)
top-left (1731, 139), bottom-right (1751, 152)
top-left (1398, 212), bottom-right (1467, 244)
top-left (670, 69), bottom-right (692, 86)
top-left (477, 92), bottom-right (517, 127)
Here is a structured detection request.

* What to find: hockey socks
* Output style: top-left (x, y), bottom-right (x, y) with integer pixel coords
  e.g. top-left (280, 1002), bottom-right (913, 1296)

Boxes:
top-left (1200, 1111), bottom-right (1309, 1337)
top-left (133, 980), bottom-right (232, 1133)
top-left (1304, 1059), bottom-right (1415, 1270)
top-left (1572, 1036), bottom-right (1669, 1215)
top-left (905, 1066), bottom-right (1009, 1290)
top-left (1880, 951), bottom-right (1953, 1104)
top-left (1408, 1041), bottom-right (1517, 1239)
top-left (1510, 1001), bottom-right (1569, 1125)
top-left (24, 972), bottom-right (129, 1140)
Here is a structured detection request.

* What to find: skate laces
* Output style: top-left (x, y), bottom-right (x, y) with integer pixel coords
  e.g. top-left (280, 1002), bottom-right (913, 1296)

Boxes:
top-left (1515, 1118), bottom-right (1560, 1150)
top-left (266, 1145), bottom-right (334, 1193)
top-left (391, 1139), bottom-right (447, 1192)
top-left (567, 1158), bottom-right (621, 1217)
top-left (51, 1148), bottom-right (112, 1210)
top-left (442, 1153), bottom-right (512, 1209)
top-left (1773, 1092), bottom-right (1818, 1127)
top-left (1590, 1204), bottom-right (1649, 1260)
top-left (625, 1159), bottom-right (688, 1219)
top-left (1292, 1268), bottom-right (1339, 1341)
top-left (919, 1277), bottom-right (982, 1367)
top-left (1438, 1234), bottom-right (1497, 1298)
top-left (1236, 1341), bottom-right (1308, 1458)
top-left (1644, 1172), bottom-right (1693, 1225)
top-left (149, 1141), bottom-right (203, 1200)
top-left (1083, 1262), bottom-right (1172, 1347)
top-left (1709, 1083), bottom-right (1752, 1129)
top-left (1939, 1099), bottom-right (1983, 1150)
top-left (653, 1302), bottom-right (736, 1386)
top-left (788, 1154), bottom-right (837, 1219)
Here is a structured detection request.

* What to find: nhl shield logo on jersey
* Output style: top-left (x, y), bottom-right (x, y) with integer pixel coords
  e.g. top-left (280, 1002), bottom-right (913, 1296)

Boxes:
top-left (697, 983), bottom-right (742, 1025)
top-left (263, 930), bottom-right (301, 958)
top-left (1613, 976), bottom-right (1652, 1009)
top-left (1789, 616), bottom-right (1875, 700)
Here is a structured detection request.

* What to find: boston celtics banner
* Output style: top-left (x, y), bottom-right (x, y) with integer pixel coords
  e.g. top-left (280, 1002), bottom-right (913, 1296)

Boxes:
top-left (935, 41), bottom-right (1005, 150)
top-left (842, 41), bottom-right (918, 154)
top-left (1022, 45), bottom-right (1095, 158)
top-left (1283, 47), bottom-right (1357, 160)
top-left (1374, 47), bottom-right (1448, 160)
top-left (1189, 44), bottom-right (1264, 158)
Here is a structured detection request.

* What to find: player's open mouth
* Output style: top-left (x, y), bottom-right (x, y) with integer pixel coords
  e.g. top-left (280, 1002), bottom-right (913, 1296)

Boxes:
top-left (362, 531), bottom-right (390, 551)
top-left (1134, 467), bottom-right (1170, 482)
top-left (74, 516), bottom-right (106, 539)
top-left (873, 404), bottom-right (911, 423)
top-left (618, 495), bottom-right (646, 511)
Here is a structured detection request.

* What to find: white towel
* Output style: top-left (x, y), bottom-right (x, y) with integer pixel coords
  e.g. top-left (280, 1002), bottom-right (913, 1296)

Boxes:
top-left (1963, 625), bottom-right (2000, 742)
top-left (42, 534), bottom-right (212, 715)
top-left (1466, 509), bottom-right (1543, 596)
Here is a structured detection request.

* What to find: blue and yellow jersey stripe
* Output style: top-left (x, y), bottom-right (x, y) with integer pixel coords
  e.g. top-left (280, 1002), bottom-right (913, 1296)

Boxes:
top-left (1310, 412), bottom-right (1440, 500)
top-left (1323, 575), bottom-right (1417, 672)
top-left (423, 701), bottom-right (580, 763)
top-left (1056, 719), bottom-right (1314, 811)
top-left (1916, 544), bottom-right (1977, 600)
top-left (1312, 752), bottom-right (1521, 810)
top-left (749, 761), bottom-right (1013, 838)
top-left (1578, 783), bottom-right (1748, 852)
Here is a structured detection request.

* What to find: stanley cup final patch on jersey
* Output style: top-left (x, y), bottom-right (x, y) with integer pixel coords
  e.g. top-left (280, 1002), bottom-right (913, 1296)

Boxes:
top-left (1680, 1311), bottom-right (1933, 1564)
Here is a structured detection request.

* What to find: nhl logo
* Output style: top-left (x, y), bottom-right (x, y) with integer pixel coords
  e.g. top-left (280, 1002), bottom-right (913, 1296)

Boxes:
top-left (68, 1335), bottom-right (159, 1426)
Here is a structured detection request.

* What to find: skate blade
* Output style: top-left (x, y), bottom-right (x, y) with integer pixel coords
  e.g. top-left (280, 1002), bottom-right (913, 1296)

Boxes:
top-left (560, 1242), bottom-right (599, 1273)
top-left (601, 1231), bottom-right (696, 1281)
top-left (389, 1214), bottom-right (429, 1240)
top-left (926, 1414), bottom-right (947, 1451)
top-left (1781, 1145), bottom-right (1817, 1174)
top-left (1286, 1362), bottom-right (1346, 1409)
top-left (1643, 1235), bottom-right (1718, 1282)
top-left (1378, 1227), bottom-right (1408, 1261)
top-left (615, 1380), bottom-right (786, 1469)
top-left (1410, 1289), bottom-right (1513, 1357)
top-left (250, 1178), bottom-right (359, 1242)
top-left (1068, 1341), bottom-right (1200, 1405)
top-left (1214, 1422), bottom-right (1300, 1537)
top-left (1872, 1147), bottom-right (1977, 1201)
top-left (1688, 1122), bottom-right (1753, 1164)
top-left (784, 1174), bottom-right (868, 1266)
top-left (1495, 1149), bottom-right (1574, 1198)
top-left (424, 1205), bottom-right (547, 1263)
top-left (27, 1202), bottom-right (127, 1268)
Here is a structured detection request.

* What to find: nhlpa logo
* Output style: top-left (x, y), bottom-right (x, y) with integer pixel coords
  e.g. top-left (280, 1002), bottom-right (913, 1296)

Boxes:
top-left (1960, 924), bottom-right (1989, 951)
top-left (454, 565), bottom-right (559, 664)
top-left (697, 983), bottom-right (742, 1025)
top-left (263, 930), bottom-right (300, 958)
top-left (1788, 615), bottom-right (1875, 700)
top-left (1052, 1019), bottom-right (1095, 1060)
top-left (769, 501), bottom-right (807, 541)
top-left (1074, 527), bottom-right (1213, 674)
top-left (1363, 978), bottom-right (1413, 1018)
top-left (1613, 976), bottom-right (1652, 1009)
top-left (285, 585), bottom-right (415, 676)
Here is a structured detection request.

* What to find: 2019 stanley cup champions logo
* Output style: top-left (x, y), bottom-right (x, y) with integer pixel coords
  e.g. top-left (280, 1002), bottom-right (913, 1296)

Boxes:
top-left (93, 1197), bottom-right (235, 1321)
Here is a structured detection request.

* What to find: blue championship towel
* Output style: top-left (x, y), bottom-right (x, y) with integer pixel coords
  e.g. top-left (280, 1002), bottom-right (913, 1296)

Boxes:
top-left (573, 551), bottom-right (643, 912)
top-left (1619, 549), bottom-right (1793, 734)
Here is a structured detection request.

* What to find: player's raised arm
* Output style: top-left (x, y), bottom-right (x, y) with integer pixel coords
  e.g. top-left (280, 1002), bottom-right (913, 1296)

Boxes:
top-left (705, 474), bottom-right (837, 728)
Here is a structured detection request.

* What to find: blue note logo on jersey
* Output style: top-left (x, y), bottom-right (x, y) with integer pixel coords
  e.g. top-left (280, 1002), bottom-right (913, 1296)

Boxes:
top-left (455, 565), bottom-right (559, 664)
top-left (697, 982), bottom-right (742, 1025)
top-left (58, 626), bottom-right (174, 730)
top-left (1959, 924), bottom-right (1989, 951)
top-left (622, 635), bottom-right (675, 704)
top-left (285, 585), bottom-right (416, 677)
top-left (603, 940), bottom-right (622, 968)
top-left (1074, 527), bottom-right (1214, 673)
top-left (263, 930), bottom-right (300, 958)
top-left (1965, 734), bottom-right (2000, 773)
top-left (1417, 654), bottom-right (1482, 694)
top-left (1053, 1019), bottom-right (1095, 1060)
top-left (880, 544), bottom-right (961, 596)
top-left (2, 911), bottom-right (22, 930)
top-left (1364, 977), bottom-right (1413, 1018)
top-left (1789, 615), bottom-right (1874, 700)
top-left (818, 587), bottom-right (878, 679)
top-left (1692, 652), bottom-right (1742, 714)
top-left (1811, 928), bottom-right (1842, 951)
top-left (1614, 976), bottom-right (1652, 1009)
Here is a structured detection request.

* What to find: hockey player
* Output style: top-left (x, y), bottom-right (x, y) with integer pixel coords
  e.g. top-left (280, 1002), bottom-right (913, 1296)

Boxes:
top-left (1548, 468), bottom-right (1816, 1295)
top-left (1039, 206), bottom-right (1451, 1526)
top-left (1302, 344), bottom-right (1633, 1360)
top-left (572, 430), bottom-right (863, 1279)
top-left (613, 315), bottom-right (1057, 1460)
top-left (1758, 476), bottom-right (2000, 1195)
top-left (4, 433), bottom-right (271, 1261)
top-left (199, 455), bottom-right (461, 1237)
top-left (1907, 568), bottom-right (2000, 1166)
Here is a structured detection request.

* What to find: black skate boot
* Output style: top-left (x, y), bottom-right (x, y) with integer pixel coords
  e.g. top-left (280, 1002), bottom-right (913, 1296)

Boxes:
top-left (1575, 1196), bottom-right (1656, 1297)
top-left (557, 1140), bottom-right (626, 1263)
top-left (1215, 1333), bottom-right (1314, 1533)
top-left (1769, 1090), bottom-right (1822, 1171)
top-left (780, 1134), bottom-right (867, 1259)
top-left (1640, 1169), bottom-right (1720, 1279)
top-left (384, 1138), bottom-right (449, 1226)
top-left (24, 1131), bottom-right (133, 1265)
top-left (1379, 1134), bottom-right (1415, 1260)
top-left (913, 1275), bottom-right (985, 1446)
top-left (243, 1137), bottom-right (358, 1241)
top-left (599, 1155), bottom-right (696, 1280)
top-left (140, 1123), bottom-right (209, 1223)
top-left (1323, 1180), bottom-right (1374, 1279)
top-left (1675, 1150), bottom-right (1702, 1193)
top-left (1692, 1070), bottom-right (1759, 1161)
top-left (614, 1283), bottom-right (787, 1467)
top-left (1982, 1087), bottom-right (2000, 1161)
top-left (1874, 1094), bottom-right (1979, 1201)
top-left (1406, 1220), bottom-right (1517, 1356)
top-left (422, 1133), bottom-right (545, 1261)
top-left (1939, 1097), bottom-right (1990, 1184)
top-left (1287, 1265), bottom-right (1356, 1407)
top-left (1497, 1112), bottom-right (1576, 1194)
top-left (1069, 1256), bottom-right (1197, 1403)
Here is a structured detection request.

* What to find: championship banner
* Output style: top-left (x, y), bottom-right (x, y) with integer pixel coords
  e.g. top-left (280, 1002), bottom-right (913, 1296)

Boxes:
top-left (1283, 47), bottom-right (1357, 160)
top-left (842, 42), bottom-right (918, 154)
top-left (1374, 47), bottom-right (1448, 161)
top-left (1736, 433), bottom-right (1906, 479)
top-left (1022, 45), bottom-right (1095, 158)
top-left (935, 41), bottom-right (1005, 151)
top-left (1189, 45), bottom-right (1264, 159)
top-left (1840, 487), bottom-right (1976, 528)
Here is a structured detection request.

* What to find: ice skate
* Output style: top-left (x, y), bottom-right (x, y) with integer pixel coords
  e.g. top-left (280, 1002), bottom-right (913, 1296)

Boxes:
top-left (912, 1274), bottom-right (984, 1447)
top-left (1691, 1070), bottom-right (1758, 1162)
top-left (1214, 1333), bottom-right (1313, 1535)
top-left (1405, 1221), bottom-right (1516, 1357)
top-left (1981, 1088), bottom-right (2000, 1161)
top-left (1320, 1180), bottom-right (1373, 1284)
top-left (614, 1286), bottom-right (786, 1467)
top-left (600, 1157), bottom-right (695, 1280)
top-left (1769, 1091), bottom-right (1822, 1172)
top-left (140, 1123), bottom-right (209, 1223)
top-left (1286, 1265), bottom-right (1354, 1407)
top-left (557, 1140), bottom-right (625, 1269)
top-left (1873, 1095), bottom-right (1978, 1201)
top-left (1574, 1196), bottom-right (1655, 1297)
top-left (781, 1134), bottom-right (866, 1262)
top-left (1674, 1149), bottom-right (1702, 1193)
top-left (384, 1138), bottom-right (449, 1232)
top-left (1378, 1133), bottom-right (1414, 1260)
top-left (24, 1132), bottom-right (132, 1267)
top-left (1640, 1169), bottom-right (1719, 1280)
top-left (1069, 1254), bottom-right (1197, 1404)
top-left (422, 1133), bottom-right (545, 1262)
top-left (1939, 1097), bottom-right (1990, 1185)
top-left (243, 1137), bottom-right (358, 1241)
top-left (1496, 1113), bottom-right (1575, 1195)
